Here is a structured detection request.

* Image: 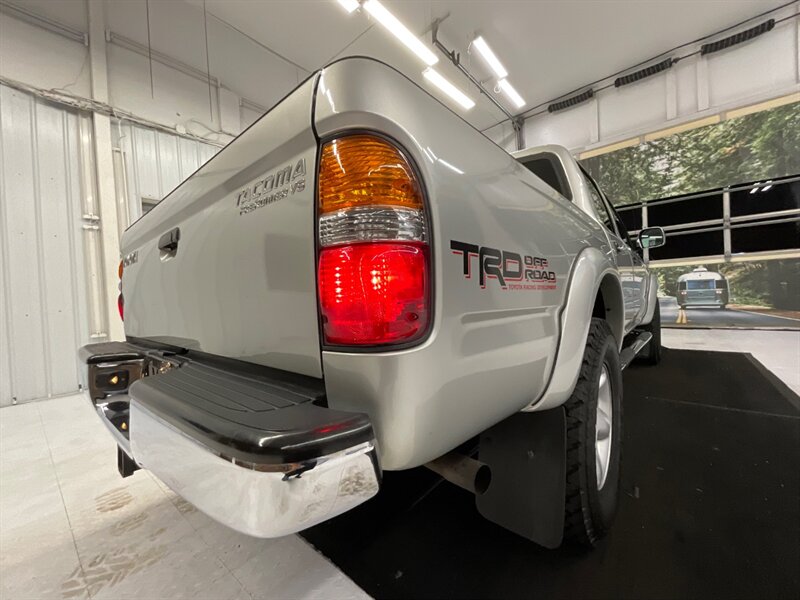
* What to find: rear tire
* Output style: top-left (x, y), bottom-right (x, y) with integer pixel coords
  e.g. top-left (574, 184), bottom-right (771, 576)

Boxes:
top-left (637, 301), bottom-right (661, 365)
top-left (562, 318), bottom-right (623, 548)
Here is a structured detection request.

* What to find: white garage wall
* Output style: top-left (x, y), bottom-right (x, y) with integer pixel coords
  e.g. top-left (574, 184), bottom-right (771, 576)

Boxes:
top-left (0, 9), bottom-right (92, 99)
top-left (486, 6), bottom-right (800, 153)
top-left (0, 0), bottom-right (301, 140)
top-left (0, 1), bottom-right (268, 403)
top-left (112, 121), bottom-right (220, 229)
top-left (0, 86), bottom-right (99, 405)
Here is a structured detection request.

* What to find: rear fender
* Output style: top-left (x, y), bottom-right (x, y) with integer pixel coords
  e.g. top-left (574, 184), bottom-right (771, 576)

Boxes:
top-left (524, 247), bottom-right (622, 412)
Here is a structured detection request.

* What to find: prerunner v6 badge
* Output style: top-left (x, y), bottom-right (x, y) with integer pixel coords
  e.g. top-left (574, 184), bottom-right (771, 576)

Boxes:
top-left (451, 240), bottom-right (557, 290)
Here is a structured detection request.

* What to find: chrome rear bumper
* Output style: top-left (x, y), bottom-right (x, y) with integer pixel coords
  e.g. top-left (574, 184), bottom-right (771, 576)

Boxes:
top-left (80, 340), bottom-right (380, 538)
top-left (131, 402), bottom-right (380, 538)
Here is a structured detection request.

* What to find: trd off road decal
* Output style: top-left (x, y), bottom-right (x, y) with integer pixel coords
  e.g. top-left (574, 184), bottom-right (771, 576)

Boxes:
top-left (451, 240), bottom-right (557, 291)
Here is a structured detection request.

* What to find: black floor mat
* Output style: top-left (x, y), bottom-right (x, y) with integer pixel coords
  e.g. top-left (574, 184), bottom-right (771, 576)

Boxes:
top-left (626, 347), bottom-right (800, 415)
top-left (301, 349), bottom-right (800, 600)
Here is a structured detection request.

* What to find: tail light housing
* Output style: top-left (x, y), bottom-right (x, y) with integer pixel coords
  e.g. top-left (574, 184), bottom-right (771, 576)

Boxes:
top-left (317, 134), bottom-right (431, 347)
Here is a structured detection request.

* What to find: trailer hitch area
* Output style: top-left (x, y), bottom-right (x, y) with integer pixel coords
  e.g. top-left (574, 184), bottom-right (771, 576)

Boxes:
top-left (80, 341), bottom-right (182, 476)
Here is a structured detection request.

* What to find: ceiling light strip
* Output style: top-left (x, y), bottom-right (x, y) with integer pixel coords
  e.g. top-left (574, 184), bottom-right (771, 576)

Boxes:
top-left (498, 79), bottom-right (525, 108)
top-left (472, 36), bottom-right (508, 79)
top-left (423, 68), bottom-right (475, 110)
top-left (336, 0), bottom-right (359, 13)
top-left (363, 0), bottom-right (438, 66)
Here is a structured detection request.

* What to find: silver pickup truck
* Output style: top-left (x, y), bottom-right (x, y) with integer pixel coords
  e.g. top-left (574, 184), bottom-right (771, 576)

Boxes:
top-left (80, 57), bottom-right (665, 549)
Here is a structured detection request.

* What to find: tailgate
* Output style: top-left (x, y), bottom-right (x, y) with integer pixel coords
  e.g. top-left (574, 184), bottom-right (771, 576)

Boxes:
top-left (120, 74), bottom-right (322, 378)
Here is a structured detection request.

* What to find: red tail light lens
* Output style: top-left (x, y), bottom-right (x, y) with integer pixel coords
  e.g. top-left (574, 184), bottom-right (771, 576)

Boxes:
top-left (318, 242), bottom-right (429, 345)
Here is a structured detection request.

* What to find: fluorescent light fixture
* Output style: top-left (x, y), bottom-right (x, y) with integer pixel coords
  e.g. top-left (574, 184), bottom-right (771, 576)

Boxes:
top-left (498, 78), bottom-right (525, 108)
top-left (336, 0), bottom-right (359, 12)
top-left (363, 0), bottom-right (438, 66)
top-left (423, 68), bottom-right (475, 110)
top-left (472, 36), bottom-right (507, 79)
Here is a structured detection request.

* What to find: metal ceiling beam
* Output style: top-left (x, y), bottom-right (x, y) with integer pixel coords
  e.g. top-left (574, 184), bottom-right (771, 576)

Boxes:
top-left (431, 18), bottom-right (525, 150)
top-left (0, 0), bottom-right (88, 45)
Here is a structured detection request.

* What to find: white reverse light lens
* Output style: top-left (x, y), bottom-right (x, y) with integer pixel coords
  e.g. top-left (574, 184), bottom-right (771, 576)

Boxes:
top-left (336, 0), bottom-right (359, 12)
top-left (423, 68), bottom-right (475, 110)
top-left (498, 78), bottom-right (525, 108)
top-left (319, 206), bottom-right (426, 247)
top-left (473, 36), bottom-right (508, 79)
top-left (364, 0), bottom-right (438, 66)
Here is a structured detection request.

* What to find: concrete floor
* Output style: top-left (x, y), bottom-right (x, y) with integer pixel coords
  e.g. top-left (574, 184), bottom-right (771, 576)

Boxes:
top-left (1, 328), bottom-right (797, 599)
top-left (0, 394), bottom-right (369, 600)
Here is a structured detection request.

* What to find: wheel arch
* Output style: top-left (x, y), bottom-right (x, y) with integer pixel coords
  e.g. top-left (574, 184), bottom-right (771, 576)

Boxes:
top-left (594, 273), bottom-right (625, 348)
top-left (639, 273), bottom-right (659, 326)
top-left (524, 247), bottom-right (623, 412)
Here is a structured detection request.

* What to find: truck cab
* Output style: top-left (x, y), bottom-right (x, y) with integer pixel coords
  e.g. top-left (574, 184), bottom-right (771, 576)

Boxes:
top-left (513, 145), bottom-right (655, 332)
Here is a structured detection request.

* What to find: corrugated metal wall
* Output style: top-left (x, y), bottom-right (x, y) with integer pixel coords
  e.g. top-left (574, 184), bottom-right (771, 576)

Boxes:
top-left (112, 122), bottom-right (220, 230)
top-left (0, 92), bottom-right (221, 405)
top-left (0, 85), bottom-right (100, 405)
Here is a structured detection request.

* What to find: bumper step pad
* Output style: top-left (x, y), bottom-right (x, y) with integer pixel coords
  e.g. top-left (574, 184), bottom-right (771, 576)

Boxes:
top-left (130, 361), bottom-right (374, 467)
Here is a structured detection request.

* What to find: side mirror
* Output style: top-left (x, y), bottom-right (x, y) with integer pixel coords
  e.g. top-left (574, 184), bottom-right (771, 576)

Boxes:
top-left (638, 227), bottom-right (666, 249)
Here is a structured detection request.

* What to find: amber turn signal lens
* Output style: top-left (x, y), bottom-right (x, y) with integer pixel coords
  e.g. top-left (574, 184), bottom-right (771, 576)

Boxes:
top-left (118, 260), bottom-right (124, 279)
top-left (319, 135), bottom-right (423, 214)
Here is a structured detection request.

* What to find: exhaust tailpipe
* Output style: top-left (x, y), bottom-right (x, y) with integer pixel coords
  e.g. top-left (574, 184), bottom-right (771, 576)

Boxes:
top-left (425, 452), bottom-right (491, 495)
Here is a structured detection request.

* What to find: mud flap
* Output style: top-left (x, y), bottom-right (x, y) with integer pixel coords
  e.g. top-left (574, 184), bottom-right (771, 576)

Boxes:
top-left (476, 407), bottom-right (566, 548)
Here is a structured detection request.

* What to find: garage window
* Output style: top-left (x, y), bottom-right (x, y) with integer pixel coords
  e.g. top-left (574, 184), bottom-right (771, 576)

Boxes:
top-left (141, 197), bottom-right (159, 215)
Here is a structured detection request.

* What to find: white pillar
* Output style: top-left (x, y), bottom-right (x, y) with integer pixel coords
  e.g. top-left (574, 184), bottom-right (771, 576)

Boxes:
top-left (795, 2), bottom-right (800, 85)
top-left (695, 57), bottom-right (710, 112)
top-left (665, 69), bottom-right (677, 121)
top-left (87, 0), bottom-right (124, 341)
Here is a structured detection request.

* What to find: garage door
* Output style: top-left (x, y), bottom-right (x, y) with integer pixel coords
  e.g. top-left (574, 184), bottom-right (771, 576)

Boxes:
top-left (0, 85), bottom-right (104, 406)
